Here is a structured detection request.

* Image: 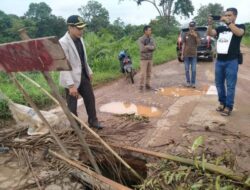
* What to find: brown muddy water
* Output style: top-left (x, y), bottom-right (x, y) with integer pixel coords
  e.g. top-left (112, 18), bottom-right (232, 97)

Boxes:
top-left (99, 101), bottom-right (162, 117)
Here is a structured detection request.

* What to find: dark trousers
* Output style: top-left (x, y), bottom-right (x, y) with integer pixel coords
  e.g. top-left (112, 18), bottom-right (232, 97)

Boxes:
top-left (65, 74), bottom-right (98, 126)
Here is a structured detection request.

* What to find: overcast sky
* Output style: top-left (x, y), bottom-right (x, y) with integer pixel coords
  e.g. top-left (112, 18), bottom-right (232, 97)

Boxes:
top-left (1, 0), bottom-right (249, 26)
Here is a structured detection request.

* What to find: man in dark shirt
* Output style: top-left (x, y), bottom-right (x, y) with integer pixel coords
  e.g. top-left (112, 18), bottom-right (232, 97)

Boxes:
top-left (208, 8), bottom-right (245, 116)
top-left (59, 15), bottom-right (103, 129)
top-left (181, 21), bottom-right (200, 88)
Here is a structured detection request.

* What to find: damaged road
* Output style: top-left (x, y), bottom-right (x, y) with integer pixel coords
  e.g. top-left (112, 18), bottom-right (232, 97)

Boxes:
top-left (0, 47), bottom-right (250, 189)
top-left (92, 46), bottom-right (250, 173)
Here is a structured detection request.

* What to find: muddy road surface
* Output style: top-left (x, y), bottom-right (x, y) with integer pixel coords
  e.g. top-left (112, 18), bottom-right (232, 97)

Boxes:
top-left (0, 47), bottom-right (250, 189)
top-left (89, 46), bottom-right (250, 173)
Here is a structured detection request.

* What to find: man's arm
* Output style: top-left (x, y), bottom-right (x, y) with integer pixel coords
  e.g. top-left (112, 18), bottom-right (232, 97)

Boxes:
top-left (225, 22), bottom-right (245, 37)
top-left (220, 15), bottom-right (245, 37)
top-left (181, 42), bottom-right (185, 60)
top-left (192, 31), bottom-right (201, 46)
top-left (138, 37), bottom-right (148, 52)
top-left (59, 40), bottom-right (78, 97)
top-left (181, 34), bottom-right (185, 60)
top-left (59, 41), bottom-right (74, 86)
top-left (146, 38), bottom-right (156, 51)
top-left (207, 17), bottom-right (217, 37)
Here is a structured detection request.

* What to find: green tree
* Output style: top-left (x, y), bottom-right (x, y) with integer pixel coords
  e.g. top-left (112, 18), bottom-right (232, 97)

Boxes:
top-left (124, 24), bottom-right (143, 40)
top-left (193, 3), bottom-right (224, 26)
top-left (24, 2), bottom-right (66, 38)
top-left (0, 11), bottom-right (31, 43)
top-left (107, 18), bottom-right (126, 39)
top-left (149, 16), bottom-right (179, 37)
top-left (0, 11), bottom-right (12, 42)
top-left (24, 2), bottom-right (52, 20)
top-left (78, 0), bottom-right (110, 33)
top-left (120, 0), bottom-right (194, 24)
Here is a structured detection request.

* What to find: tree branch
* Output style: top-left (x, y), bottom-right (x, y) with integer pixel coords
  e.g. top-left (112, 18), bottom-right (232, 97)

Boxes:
top-left (137, 0), bottom-right (163, 18)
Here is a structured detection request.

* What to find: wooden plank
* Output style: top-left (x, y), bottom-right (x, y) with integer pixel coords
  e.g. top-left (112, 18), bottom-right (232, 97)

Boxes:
top-left (0, 37), bottom-right (71, 72)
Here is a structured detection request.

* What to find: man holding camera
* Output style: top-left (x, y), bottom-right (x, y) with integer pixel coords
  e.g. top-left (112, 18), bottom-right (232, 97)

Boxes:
top-left (181, 21), bottom-right (200, 88)
top-left (207, 8), bottom-right (245, 116)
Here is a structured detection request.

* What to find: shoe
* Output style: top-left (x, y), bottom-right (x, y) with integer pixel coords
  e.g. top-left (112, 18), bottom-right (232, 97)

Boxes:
top-left (139, 86), bottom-right (143, 91)
top-left (145, 85), bottom-right (152, 90)
top-left (191, 84), bottom-right (196, 88)
top-left (221, 107), bottom-right (232, 116)
top-left (185, 82), bottom-right (191, 87)
top-left (89, 123), bottom-right (104, 130)
top-left (216, 104), bottom-right (225, 112)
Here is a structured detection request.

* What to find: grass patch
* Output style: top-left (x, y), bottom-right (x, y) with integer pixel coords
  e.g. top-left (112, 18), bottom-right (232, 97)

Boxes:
top-left (92, 71), bottom-right (121, 86)
top-left (242, 36), bottom-right (250, 47)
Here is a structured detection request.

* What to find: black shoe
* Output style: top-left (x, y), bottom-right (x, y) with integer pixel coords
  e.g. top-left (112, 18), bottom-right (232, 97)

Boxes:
top-left (221, 107), bottom-right (232, 116)
top-left (145, 85), bottom-right (152, 90)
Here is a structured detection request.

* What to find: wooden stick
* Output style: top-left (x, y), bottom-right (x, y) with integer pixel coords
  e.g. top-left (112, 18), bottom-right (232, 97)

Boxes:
top-left (18, 72), bottom-right (58, 103)
top-left (8, 73), bottom-right (70, 158)
top-left (48, 149), bottom-right (132, 190)
top-left (18, 29), bottom-right (101, 175)
top-left (42, 71), bottom-right (101, 174)
top-left (23, 149), bottom-right (42, 190)
top-left (110, 144), bottom-right (250, 187)
top-left (18, 54), bottom-right (143, 180)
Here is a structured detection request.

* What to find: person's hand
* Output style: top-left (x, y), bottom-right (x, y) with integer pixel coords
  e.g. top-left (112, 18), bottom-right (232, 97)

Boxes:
top-left (220, 16), bottom-right (231, 25)
top-left (181, 54), bottom-right (184, 61)
top-left (69, 85), bottom-right (78, 98)
top-left (191, 31), bottom-right (197, 37)
top-left (208, 15), bottom-right (213, 25)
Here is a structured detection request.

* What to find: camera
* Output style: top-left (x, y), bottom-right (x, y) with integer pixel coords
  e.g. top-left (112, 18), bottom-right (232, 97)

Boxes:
top-left (211, 15), bottom-right (221, 21)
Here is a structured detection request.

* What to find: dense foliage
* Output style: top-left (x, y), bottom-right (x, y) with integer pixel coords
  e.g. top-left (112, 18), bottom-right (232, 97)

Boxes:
top-left (193, 3), bottom-right (224, 26)
top-left (0, 3), bottom-right (176, 118)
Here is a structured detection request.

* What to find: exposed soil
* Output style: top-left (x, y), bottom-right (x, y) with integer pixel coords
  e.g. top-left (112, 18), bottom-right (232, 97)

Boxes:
top-left (92, 46), bottom-right (250, 173)
top-left (0, 47), bottom-right (250, 189)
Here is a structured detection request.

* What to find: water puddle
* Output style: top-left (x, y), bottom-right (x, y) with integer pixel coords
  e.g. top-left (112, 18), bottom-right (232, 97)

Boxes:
top-left (156, 86), bottom-right (209, 97)
top-left (99, 102), bottom-right (162, 117)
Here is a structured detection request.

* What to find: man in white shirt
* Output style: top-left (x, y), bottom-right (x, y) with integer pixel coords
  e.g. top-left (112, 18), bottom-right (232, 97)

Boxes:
top-left (59, 15), bottom-right (103, 129)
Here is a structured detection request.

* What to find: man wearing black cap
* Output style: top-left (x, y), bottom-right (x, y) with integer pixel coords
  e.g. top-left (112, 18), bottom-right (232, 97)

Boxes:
top-left (207, 8), bottom-right (245, 116)
top-left (181, 21), bottom-right (200, 88)
top-left (59, 15), bottom-right (103, 129)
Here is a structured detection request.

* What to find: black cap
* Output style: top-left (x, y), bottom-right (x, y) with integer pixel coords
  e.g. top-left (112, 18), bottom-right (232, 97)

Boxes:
top-left (189, 21), bottom-right (196, 27)
top-left (67, 15), bottom-right (86, 29)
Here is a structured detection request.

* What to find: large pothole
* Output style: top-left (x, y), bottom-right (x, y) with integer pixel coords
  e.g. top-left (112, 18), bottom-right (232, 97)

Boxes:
top-left (78, 150), bottom-right (148, 189)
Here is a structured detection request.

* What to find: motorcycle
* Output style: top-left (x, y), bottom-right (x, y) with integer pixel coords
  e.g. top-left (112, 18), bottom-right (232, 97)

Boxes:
top-left (118, 50), bottom-right (135, 84)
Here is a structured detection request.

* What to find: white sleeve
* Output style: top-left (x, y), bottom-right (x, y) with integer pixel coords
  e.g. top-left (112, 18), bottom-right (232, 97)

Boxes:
top-left (59, 41), bottom-right (74, 86)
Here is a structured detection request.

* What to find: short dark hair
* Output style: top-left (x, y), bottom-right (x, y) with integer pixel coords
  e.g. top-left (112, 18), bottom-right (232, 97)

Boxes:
top-left (226, 7), bottom-right (238, 16)
top-left (143, 25), bottom-right (151, 33)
